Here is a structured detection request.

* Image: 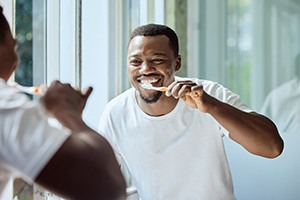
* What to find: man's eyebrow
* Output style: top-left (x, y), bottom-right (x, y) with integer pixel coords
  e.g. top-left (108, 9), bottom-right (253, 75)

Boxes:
top-left (128, 52), bottom-right (168, 58)
top-left (153, 53), bottom-right (168, 56)
top-left (128, 54), bottom-right (140, 58)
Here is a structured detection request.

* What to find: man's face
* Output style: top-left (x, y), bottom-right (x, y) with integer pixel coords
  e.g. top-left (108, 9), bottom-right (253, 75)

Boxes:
top-left (127, 35), bottom-right (181, 103)
top-left (0, 28), bottom-right (19, 81)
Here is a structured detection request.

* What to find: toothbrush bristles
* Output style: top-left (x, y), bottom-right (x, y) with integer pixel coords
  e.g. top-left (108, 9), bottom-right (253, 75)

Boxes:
top-left (141, 83), bottom-right (167, 92)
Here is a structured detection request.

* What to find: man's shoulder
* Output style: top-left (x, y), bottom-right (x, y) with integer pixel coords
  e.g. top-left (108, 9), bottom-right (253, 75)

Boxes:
top-left (275, 78), bottom-right (297, 91)
top-left (0, 82), bottom-right (32, 110)
top-left (100, 88), bottom-right (135, 128)
top-left (104, 88), bottom-right (135, 111)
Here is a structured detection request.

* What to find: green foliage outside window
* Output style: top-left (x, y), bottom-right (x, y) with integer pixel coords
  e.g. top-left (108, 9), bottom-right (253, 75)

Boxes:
top-left (15, 0), bottom-right (33, 87)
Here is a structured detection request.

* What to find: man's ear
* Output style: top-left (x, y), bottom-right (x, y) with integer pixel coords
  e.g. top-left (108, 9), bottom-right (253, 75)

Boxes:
top-left (175, 55), bottom-right (181, 72)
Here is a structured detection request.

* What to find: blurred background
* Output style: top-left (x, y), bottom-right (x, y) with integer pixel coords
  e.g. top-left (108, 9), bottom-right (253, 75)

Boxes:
top-left (1, 0), bottom-right (299, 199)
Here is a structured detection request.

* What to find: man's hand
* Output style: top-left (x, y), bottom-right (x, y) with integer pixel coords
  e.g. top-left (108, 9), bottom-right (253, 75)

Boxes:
top-left (40, 80), bottom-right (93, 131)
top-left (165, 80), bottom-right (215, 113)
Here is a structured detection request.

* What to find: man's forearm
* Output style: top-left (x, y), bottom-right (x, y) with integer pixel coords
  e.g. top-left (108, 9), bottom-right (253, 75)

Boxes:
top-left (208, 99), bottom-right (283, 158)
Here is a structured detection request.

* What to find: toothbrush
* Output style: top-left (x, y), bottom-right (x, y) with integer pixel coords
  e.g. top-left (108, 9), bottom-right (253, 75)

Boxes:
top-left (141, 83), bottom-right (199, 97)
top-left (141, 83), bottom-right (167, 92)
top-left (10, 82), bottom-right (46, 96)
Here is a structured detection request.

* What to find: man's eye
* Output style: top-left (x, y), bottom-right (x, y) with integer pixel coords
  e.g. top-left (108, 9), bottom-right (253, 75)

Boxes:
top-left (130, 60), bottom-right (142, 66)
top-left (152, 59), bottom-right (164, 64)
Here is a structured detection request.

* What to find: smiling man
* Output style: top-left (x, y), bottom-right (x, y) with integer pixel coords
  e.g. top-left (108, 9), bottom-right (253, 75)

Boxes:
top-left (98, 23), bottom-right (284, 200)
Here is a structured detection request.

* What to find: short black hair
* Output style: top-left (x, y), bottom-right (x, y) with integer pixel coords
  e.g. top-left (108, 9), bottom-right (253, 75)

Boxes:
top-left (0, 6), bottom-right (10, 43)
top-left (129, 23), bottom-right (179, 56)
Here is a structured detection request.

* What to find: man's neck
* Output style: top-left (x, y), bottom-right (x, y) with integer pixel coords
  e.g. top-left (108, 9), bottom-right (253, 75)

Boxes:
top-left (135, 91), bottom-right (179, 116)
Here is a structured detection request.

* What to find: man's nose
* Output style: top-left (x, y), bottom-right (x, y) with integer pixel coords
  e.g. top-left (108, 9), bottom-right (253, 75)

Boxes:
top-left (140, 62), bottom-right (155, 73)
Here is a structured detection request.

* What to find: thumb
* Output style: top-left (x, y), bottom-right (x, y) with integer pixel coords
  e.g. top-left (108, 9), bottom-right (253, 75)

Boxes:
top-left (82, 86), bottom-right (93, 103)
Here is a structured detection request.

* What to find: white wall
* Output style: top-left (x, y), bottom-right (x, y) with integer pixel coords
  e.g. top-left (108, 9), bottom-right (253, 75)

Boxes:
top-left (81, 0), bottom-right (111, 129)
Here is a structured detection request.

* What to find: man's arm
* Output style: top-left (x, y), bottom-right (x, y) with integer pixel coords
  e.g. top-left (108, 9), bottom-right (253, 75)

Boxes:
top-left (204, 99), bottom-right (283, 158)
top-left (36, 81), bottom-right (126, 199)
top-left (35, 129), bottom-right (126, 200)
top-left (166, 80), bottom-right (284, 158)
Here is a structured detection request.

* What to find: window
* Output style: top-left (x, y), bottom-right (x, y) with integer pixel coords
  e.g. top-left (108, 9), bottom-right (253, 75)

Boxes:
top-left (225, 0), bottom-right (252, 106)
top-left (252, 0), bottom-right (300, 108)
top-left (15, 0), bottom-right (34, 87)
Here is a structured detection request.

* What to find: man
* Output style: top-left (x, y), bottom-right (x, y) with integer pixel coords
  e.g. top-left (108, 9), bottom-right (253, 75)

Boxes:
top-left (0, 6), bottom-right (126, 200)
top-left (98, 23), bottom-right (284, 200)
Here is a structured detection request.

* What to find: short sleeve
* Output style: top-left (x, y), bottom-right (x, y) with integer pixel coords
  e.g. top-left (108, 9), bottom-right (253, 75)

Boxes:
top-left (0, 90), bottom-right (70, 183)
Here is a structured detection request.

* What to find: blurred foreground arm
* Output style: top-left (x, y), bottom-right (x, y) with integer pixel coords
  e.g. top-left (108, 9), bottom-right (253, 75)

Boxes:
top-left (36, 81), bottom-right (126, 200)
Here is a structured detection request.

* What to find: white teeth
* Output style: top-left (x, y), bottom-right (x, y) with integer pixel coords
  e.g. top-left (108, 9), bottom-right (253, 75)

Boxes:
top-left (140, 79), bottom-right (159, 84)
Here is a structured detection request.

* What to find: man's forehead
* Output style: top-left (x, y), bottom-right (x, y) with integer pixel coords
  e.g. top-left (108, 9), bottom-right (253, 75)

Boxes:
top-left (130, 35), bottom-right (168, 41)
top-left (129, 35), bottom-right (170, 48)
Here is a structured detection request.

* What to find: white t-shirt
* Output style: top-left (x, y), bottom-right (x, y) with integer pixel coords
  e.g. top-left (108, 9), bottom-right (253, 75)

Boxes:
top-left (260, 77), bottom-right (300, 135)
top-left (99, 77), bottom-right (252, 200)
top-left (0, 79), bottom-right (70, 199)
